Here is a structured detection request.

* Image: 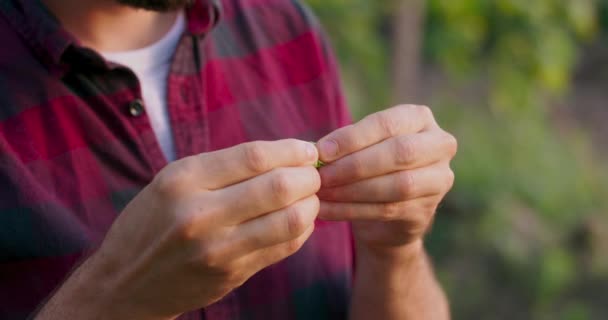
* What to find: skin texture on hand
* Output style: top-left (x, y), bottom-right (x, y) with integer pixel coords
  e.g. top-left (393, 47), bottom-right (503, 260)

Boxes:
top-left (316, 104), bottom-right (456, 252)
top-left (36, 140), bottom-right (322, 320)
top-left (315, 104), bottom-right (456, 319)
top-left (37, 105), bottom-right (455, 320)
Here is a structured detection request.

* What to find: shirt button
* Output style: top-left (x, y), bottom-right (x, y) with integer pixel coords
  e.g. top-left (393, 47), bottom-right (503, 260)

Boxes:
top-left (128, 99), bottom-right (145, 117)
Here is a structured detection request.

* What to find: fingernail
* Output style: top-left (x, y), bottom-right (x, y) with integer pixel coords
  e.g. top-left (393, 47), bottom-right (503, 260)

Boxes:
top-left (305, 142), bottom-right (318, 161)
top-left (319, 140), bottom-right (338, 160)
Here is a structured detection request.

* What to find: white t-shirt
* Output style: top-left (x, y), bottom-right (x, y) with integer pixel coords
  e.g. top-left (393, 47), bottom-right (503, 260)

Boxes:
top-left (101, 12), bottom-right (186, 162)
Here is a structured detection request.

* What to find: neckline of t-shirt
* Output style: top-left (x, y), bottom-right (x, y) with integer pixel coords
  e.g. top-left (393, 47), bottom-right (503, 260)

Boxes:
top-left (101, 11), bottom-right (186, 74)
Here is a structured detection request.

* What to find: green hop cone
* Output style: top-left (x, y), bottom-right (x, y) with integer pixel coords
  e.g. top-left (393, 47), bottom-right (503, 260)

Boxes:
top-left (314, 159), bottom-right (326, 169)
top-left (311, 142), bottom-right (326, 168)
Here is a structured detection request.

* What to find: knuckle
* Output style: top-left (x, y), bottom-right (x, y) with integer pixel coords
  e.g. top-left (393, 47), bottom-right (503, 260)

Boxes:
top-left (445, 132), bottom-right (458, 157)
top-left (395, 104), bottom-right (413, 111)
top-left (284, 204), bottom-right (306, 237)
top-left (154, 164), bottom-right (189, 197)
top-left (243, 142), bottom-right (269, 173)
top-left (416, 105), bottom-right (434, 119)
top-left (380, 202), bottom-right (403, 221)
top-left (197, 245), bottom-right (224, 271)
top-left (270, 170), bottom-right (292, 202)
top-left (172, 199), bottom-right (218, 241)
top-left (445, 168), bottom-right (455, 191)
top-left (174, 218), bottom-right (198, 243)
top-left (396, 104), bottom-right (418, 114)
top-left (394, 136), bottom-right (416, 165)
top-left (189, 244), bottom-right (248, 288)
top-left (396, 171), bottom-right (416, 199)
top-left (376, 112), bottom-right (400, 137)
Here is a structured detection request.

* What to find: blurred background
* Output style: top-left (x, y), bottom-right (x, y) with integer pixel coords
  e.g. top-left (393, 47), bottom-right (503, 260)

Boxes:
top-left (307, 1), bottom-right (608, 319)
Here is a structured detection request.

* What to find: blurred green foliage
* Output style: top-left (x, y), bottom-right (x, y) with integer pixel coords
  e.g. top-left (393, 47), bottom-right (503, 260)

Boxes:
top-left (308, 0), bottom-right (608, 319)
top-left (306, 0), bottom-right (392, 118)
top-left (426, 0), bottom-right (596, 113)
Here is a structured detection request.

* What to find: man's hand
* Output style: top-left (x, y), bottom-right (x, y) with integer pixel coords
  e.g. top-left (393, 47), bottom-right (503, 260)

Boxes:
top-left (316, 104), bottom-right (455, 319)
top-left (36, 140), bottom-right (321, 320)
top-left (316, 104), bottom-right (456, 253)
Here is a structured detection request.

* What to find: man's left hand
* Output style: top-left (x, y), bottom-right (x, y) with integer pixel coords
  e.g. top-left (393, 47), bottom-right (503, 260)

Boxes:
top-left (316, 105), bottom-right (457, 257)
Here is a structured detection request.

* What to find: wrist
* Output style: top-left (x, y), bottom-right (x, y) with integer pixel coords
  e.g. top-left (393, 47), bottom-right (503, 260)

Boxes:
top-left (356, 239), bottom-right (425, 270)
top-left (352, 240), bottom-right (430, 316)
top-left (352, 240), bottom-right (450, 320)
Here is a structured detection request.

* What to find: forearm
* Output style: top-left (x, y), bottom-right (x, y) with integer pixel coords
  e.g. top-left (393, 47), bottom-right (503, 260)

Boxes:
top-left (350, 241), bottom-right (449, 320)
top-left (34, 252), bottom-right (161, 320)
top-left (35, 256), bottom-right (110, 320)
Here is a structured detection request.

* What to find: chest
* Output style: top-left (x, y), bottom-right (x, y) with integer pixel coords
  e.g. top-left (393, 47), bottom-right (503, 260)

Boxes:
top-left (0, 37), bottom-right (351, 320)
top-left (0, 35), bottom-right (338, 259)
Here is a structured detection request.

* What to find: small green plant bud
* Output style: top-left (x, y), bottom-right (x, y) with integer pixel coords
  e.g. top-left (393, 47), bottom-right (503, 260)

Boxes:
top-left (311, 142), bottom-right (326, 168)
top-left (314, 159), bottom-right (326, 169)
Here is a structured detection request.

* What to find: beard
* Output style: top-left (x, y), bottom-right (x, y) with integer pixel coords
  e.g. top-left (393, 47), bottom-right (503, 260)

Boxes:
top-left (116, 0), bottom-right (194, 11)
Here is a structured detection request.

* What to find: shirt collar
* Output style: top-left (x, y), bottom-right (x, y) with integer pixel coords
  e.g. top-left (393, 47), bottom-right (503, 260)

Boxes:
top-left (0, 0), bottom-right (222, 76)
top-left (187, 0), bottom-right (222, 36)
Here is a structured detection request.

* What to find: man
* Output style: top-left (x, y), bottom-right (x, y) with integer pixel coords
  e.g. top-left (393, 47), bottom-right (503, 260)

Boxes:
top-left (0, 0), bottom-right (456, 319)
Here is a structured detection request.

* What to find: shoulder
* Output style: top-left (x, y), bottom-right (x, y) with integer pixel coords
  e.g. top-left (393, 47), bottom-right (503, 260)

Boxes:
top-left (220, 0), bottom-right (320, 28)
top-left (0, 14), bottom-right (40, 75)
top-left (0, 4), bottom-right (56, 72)
top-left (207, 1), bottom-right (351, 132)
top-left (0, 16), bottom-right (61, 120)
top-left (214, 0), bottom-right (324, 51)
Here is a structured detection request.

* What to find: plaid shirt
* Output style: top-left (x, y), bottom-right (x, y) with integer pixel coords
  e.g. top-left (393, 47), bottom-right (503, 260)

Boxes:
top-left (0, 0), bottom-right (354, 319)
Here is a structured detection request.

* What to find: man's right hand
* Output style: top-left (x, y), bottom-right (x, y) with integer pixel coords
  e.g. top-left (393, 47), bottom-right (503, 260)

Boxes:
top-left (36, 140), bottom-right (321, 320)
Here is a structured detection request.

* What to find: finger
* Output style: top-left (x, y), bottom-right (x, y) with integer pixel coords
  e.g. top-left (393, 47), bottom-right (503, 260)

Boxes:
top-left (219, 196), bottom-right (319, 260)
top-left (317, 164), bottom-right (454, 203)
top-left (240, 223), bottom-right (315, 276)
top-left (319, 131), bottom-right (457, 187)
top-left (318, 197), bottom-right (439, 221)
top-left (317, 105), bottom-right (437, 163)
top-left (213, 166), bottom-right (321, 224)
top-left (184, 139), bottom-right (318, 189)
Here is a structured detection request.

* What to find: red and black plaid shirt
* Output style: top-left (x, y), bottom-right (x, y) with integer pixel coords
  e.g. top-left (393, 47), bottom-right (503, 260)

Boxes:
top-left (0, 0), bottom-right (354, 319)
